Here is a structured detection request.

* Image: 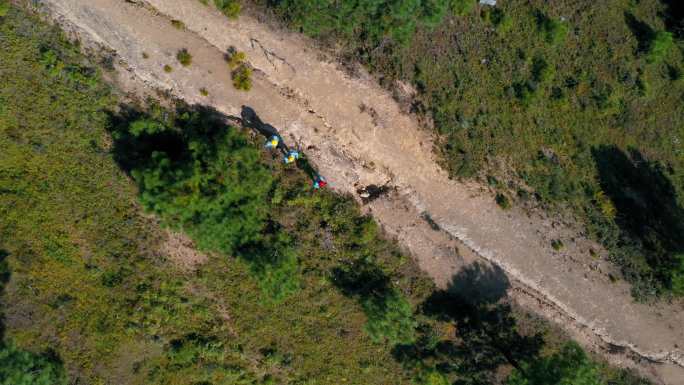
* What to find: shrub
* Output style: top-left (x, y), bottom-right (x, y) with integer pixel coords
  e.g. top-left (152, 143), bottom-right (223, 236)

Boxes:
top-left (646, 31), bottom-right (673, 63)
top-left (0, 342), bottom-right (68, 385)
top-left (214, 0), bottom-right (241, 19)
top-left (226, 49), bottom-right (247, 69)
top-left (362, 289), bottom-right (416, 345)
top-left (232, 65), bottom-right (252, 91)
top-left (163, 64), bottom-right (173, 73)
top-left (495, 193), bottom-right (511, 209)
top-left (199, 87), bottom-right (209, 96)
top-left (451, 0), bottom-right (476, 16)
top-left (414, 368), bottom-right (450, 385)
top-left (551, 239), bottom-right (564, 251)
top-left (0, 1), bottom-right (10, 17)
top-left (671, 255), bottom-right (684, 296)
top-left (176, 48), bottom-right (192, 66)
top-left (506, 342), bottom-right (602, 385)
top-left (536, 12), bottom-right (568, 45)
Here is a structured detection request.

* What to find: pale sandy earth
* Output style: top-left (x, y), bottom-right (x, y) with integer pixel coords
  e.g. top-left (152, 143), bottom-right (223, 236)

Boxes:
top-left (35, 0), bottom-right (684, 382)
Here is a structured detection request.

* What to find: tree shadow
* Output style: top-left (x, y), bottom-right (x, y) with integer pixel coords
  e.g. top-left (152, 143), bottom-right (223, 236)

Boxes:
top-left (592, 145), bottom-right (684, 290)
top-left (393, 262), bottom-right (543, 383)
top-left (659, 0), bottom-right (684, 38)
top-left (331, 257), bottom-right (392, 298)
top-left (107, 103), bottom-right (231, 174)
top-left (624, 12), bottom-right (656, 54)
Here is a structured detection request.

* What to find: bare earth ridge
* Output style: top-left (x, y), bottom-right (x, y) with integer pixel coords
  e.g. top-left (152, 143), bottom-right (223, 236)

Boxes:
top-left (37, 0), bottom-right (684, 383)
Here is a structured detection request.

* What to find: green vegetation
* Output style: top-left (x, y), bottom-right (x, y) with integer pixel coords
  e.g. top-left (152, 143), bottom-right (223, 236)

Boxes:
top-left (0, 342), bottom-right (67, 385)
top-left (214, 0), bottom-right (241, 19)
top-left (232, 65), bottom-right (252, 90)
top-left (225, 48), bottom-right (252, 90)
top-left (507, 342), bottom-right (601, 385)
top-left (0, 1), bottom-right (9, 18)
top-left (163, 64), bottom-right (173, 72)
top-left (0, 4), bottom-right (657, 385)
top-left (200, 87), bottom-right (209, 96)
top-left (263, 0), bottom-right (684, 299)
top-left (176, 48), bottom-right (192, 66)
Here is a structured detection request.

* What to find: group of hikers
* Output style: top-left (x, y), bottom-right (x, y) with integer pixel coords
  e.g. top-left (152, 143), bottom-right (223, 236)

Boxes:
top-left (240, 106), bottom-right (327, 189)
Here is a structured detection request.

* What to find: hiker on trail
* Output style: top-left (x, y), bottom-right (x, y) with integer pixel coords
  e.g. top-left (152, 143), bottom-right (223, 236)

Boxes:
top-left (284, 150), bottom-right (299, 164)
top-left (313, 174), bottom-right (327, 189)
top-left (265, 135), bottom-right (280, 149)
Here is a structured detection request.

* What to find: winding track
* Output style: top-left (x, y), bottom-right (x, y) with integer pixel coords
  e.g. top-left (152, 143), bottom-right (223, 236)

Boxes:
top-left (37, 0), bottom-right (684, 383)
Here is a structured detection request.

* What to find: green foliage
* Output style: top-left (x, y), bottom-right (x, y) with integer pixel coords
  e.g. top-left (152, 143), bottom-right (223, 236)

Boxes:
top-left (495, 193), bottom-right (511, 209)
top-left (227, 50), bottom-right (247, 69)
top-left (0, 1), bottom-right (10, 17)
top-left (536, 11), bottom-right (568, 45)
top-left (507, 342), bottom-right (602, 385)
top-left (114, 110), bottom-right (273, 257)
top-left (176, 48), bottom-right (192, 66)
top-left (450, 0), bottom-right (475, 16)
top-left (671, 255), bottom-right (684, 296)
top-left (232, 65), bottom-right (252, 90)
top-left (214, 0), bottom-right (241, 18)
top-left (414, 368), bottom-right (449, 385)
top-left (646, 31), bottom-right (673, 62)
top-left (270, 0), bottom-right (452, 46)
top-left (163, 64), bottom-right (173, 72)
top-left (362, 289), bottom-right (416, 345)
top-left (0, 343), bottom-right (67, 385)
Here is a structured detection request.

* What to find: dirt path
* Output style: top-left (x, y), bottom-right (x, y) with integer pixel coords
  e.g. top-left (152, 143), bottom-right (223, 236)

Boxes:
top-left (37, 0), bottom-right (684, 382)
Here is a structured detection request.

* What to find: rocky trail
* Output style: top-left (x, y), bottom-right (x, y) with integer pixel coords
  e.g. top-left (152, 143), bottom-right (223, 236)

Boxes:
top-left (36, 0), bottom-right (684, 383)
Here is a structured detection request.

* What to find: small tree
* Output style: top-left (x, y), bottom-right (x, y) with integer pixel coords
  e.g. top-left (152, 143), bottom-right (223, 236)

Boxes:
top-left (0, 342), bottom-right (68, 385)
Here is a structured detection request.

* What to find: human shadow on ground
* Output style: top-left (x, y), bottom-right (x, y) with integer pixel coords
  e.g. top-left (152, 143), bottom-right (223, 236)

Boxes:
top-left (393, 262), bottom-right (544, 384)
top-left (592, 145), bottom-right (684, 291)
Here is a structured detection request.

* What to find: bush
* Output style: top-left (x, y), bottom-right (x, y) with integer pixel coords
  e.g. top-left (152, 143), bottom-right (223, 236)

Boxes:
top-left (0, 342), bottom-right (68, 385)
top-left (176, 48), bottom-right (192, 66)
top-left (232, 65), bottom-right (252, 91)
top-left (495, 193), bottom-right (511, 209)
top-left (451, 0), bottom-right (476, 16)
top-left (506, 342), bottom-right (602, 385)
top-left (362, 289), bottom-right (416, 345)
top-left (646, 31), bottom-right (673, 63)
top-left (163, 64), bottom-right (173, 73)
top-left (0, 1), bottom-right (10, 17)
top-left (536, 11), bottom-right (568, 45)
top-left (671, 255), bottom-right (684, 296)
top-left (226, 49), bottom-right (246, 69)
top-left (214, 0), bottom-right (241, 18)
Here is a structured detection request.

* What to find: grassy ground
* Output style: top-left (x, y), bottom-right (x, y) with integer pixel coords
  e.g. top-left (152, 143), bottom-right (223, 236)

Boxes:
top-left (258, 0), bottom-right (684, 299)
top-left (0, 5), bottom-right (653, 385)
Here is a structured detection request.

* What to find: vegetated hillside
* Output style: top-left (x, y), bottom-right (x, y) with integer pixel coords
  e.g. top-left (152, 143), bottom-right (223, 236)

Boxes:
top-left (259, 0), bottom-right (684, 299)
top-left (0, 5), bottom-right (653, 385)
